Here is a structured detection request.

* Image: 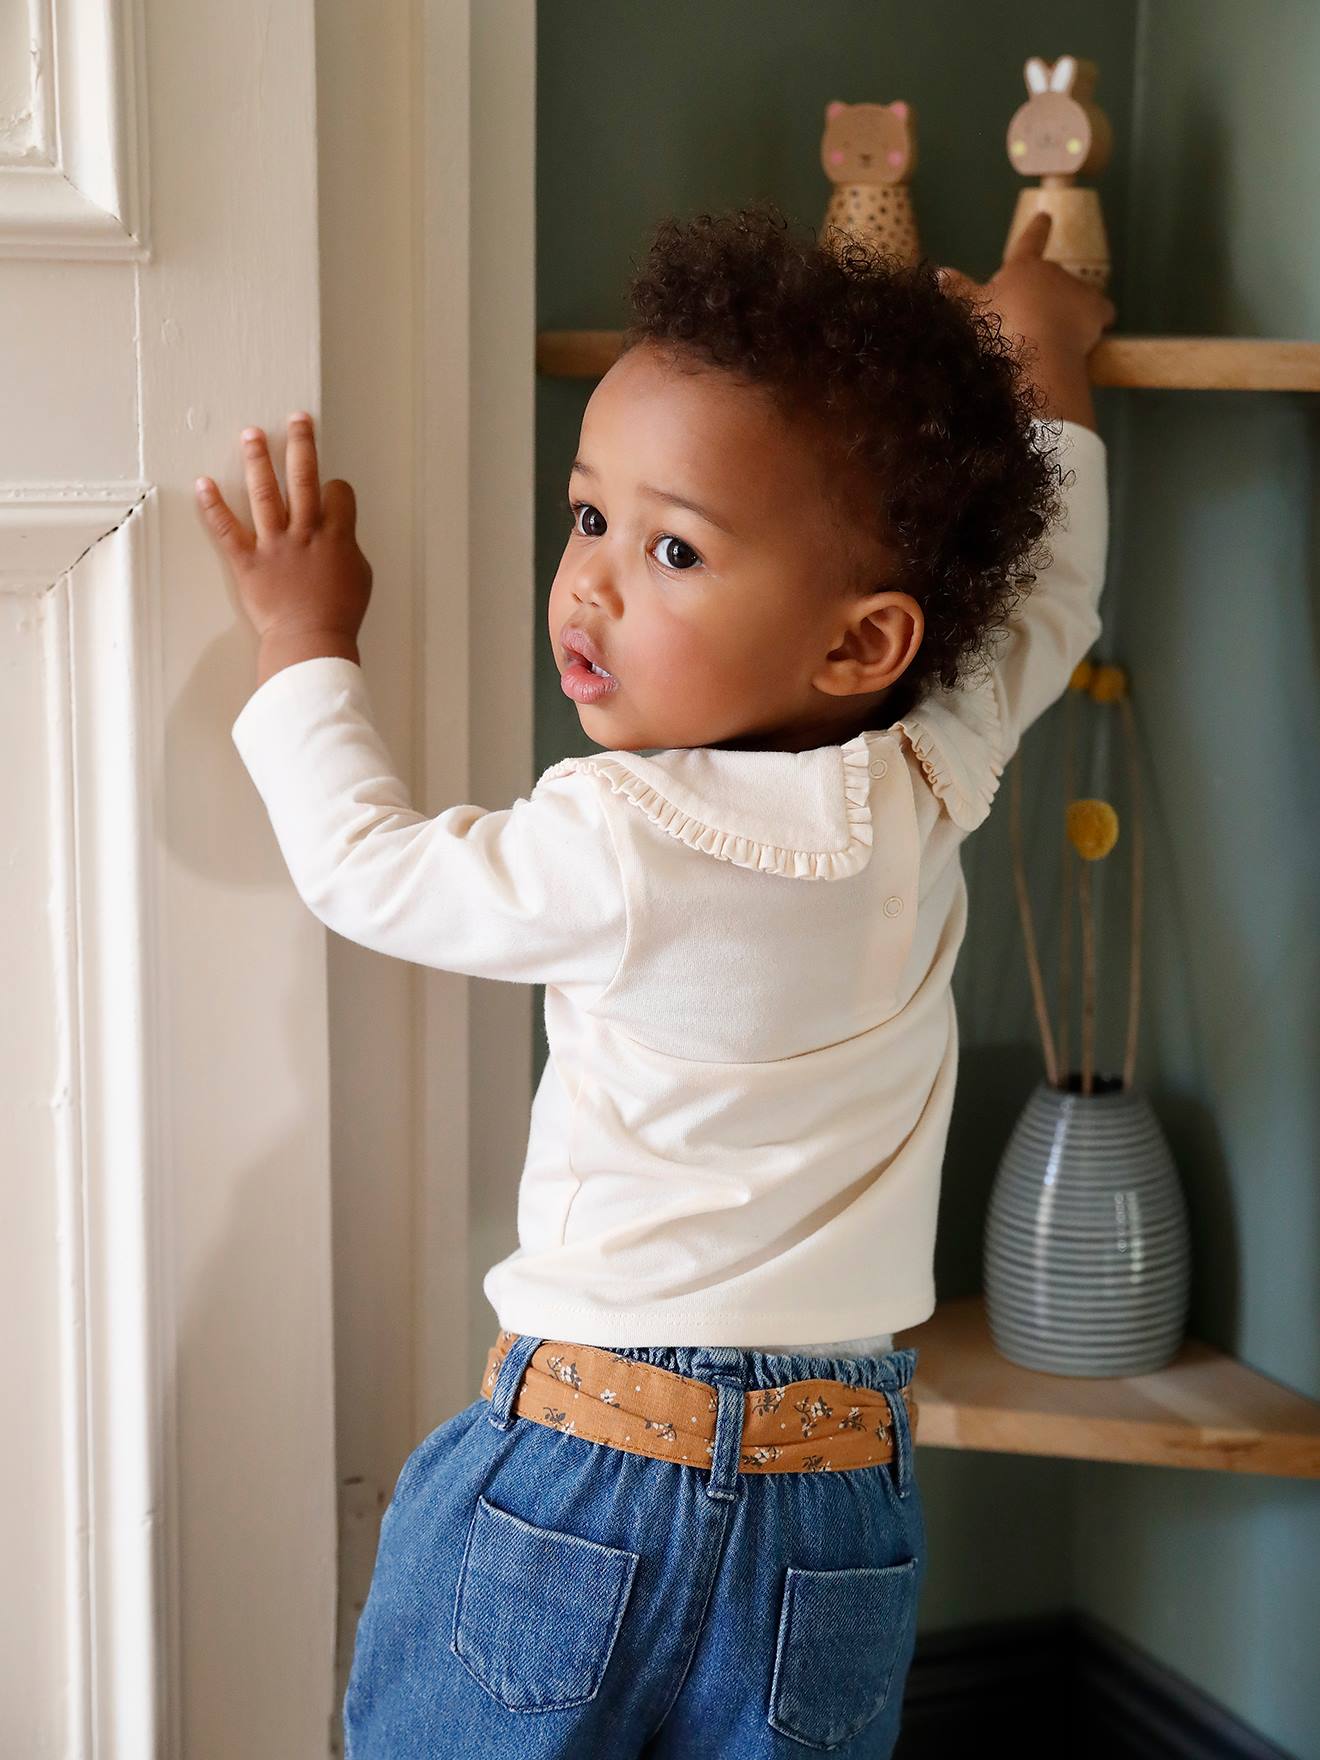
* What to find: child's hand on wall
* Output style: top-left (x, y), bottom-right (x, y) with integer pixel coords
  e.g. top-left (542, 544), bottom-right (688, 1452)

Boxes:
top-left (195, 414), bottom-right (373, 684)
top-left (935, 212), bottom-right (1116, 429)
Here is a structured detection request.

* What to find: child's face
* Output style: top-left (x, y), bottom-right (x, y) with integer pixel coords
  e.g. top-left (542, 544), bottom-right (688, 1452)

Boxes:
top-left (548, 340), bottom-right (923, 753)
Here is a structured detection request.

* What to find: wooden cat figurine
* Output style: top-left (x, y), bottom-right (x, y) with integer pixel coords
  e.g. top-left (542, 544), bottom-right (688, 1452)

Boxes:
top-left (820, 98), bottom-right (921, 265)
top-left (1004, 54), bottom-right (1113, 289)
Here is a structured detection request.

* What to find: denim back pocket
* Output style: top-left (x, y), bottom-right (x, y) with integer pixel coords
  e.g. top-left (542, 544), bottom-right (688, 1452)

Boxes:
top-left (451, 1493), bottom-right (641, 1712)
top-left (767, 1556), bottom-right (919, 1749)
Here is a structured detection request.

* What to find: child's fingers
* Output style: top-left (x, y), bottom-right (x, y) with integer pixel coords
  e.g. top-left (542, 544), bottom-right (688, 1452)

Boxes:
top-left (1003, 210), bottom-right (1052, 262)
top-left (193, 477), bottom-right (255, 562)
top-left (240, 426), bottom-right (289, 539)
top-left (323, 477), bottom-right (357, 534)
top-left (935, 265), bottom-right (980, 302)
top-left (285, 412), bottom-right (322, 532)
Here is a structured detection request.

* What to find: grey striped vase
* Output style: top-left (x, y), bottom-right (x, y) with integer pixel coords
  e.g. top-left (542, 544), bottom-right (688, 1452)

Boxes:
top-left (983, 1081), bottom-right (1192, 1377)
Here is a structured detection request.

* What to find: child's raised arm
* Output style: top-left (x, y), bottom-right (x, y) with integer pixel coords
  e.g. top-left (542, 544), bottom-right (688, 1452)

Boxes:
top-left (198, 417), bottom-right (627, 991)
top-left (932, 214), bottom-right (1114, 761)
top-left (229, 656), bottom-right (628, 990)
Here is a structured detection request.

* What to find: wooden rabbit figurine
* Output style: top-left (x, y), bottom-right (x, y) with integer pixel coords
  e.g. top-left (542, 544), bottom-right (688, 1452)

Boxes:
top-left (820, 99), bottom-right (921, 265)
top-left (1004, 54), bottom-right (1112, 289)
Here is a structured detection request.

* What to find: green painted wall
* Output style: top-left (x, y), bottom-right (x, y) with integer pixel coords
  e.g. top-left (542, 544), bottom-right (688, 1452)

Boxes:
top-left (1061, 6), bottom-right (1320, 1756)
top-left (533, 5), bottom-right (1318, 1749)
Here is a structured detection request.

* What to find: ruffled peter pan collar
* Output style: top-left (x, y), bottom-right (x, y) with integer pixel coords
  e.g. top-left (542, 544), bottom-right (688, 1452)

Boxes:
top-left (535, 689), bottom-right (1000, 883)
top-left (893, 680), bottom-right (1004, 837)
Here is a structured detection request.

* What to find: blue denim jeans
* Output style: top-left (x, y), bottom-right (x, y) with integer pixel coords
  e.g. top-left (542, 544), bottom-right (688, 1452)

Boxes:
top-left (343, 1336), bottom-right (925, 1757)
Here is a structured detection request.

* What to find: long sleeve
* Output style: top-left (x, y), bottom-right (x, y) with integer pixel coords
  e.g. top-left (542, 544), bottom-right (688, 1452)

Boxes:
top-left (231, 655), bottom-right (628, 991)
top-left (983, 415), bottom-right (1110, 759)
top-left (891, 416), bottom-right (1110, 832)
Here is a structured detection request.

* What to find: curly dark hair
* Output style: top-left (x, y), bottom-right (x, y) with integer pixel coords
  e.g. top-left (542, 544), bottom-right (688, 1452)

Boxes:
top-left (618, 201), bottom-right (1068, 716)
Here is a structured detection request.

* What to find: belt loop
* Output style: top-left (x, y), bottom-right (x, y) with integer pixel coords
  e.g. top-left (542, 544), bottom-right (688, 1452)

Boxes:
top-left (706, 1381), bottom-right (746, 1502)
top-left (691, 1348), bottom-right (746, 1503)
top-left (486, 1332), bottom-right (542, 1430)
top-left (882, 1382), bottom-right (915, 1498)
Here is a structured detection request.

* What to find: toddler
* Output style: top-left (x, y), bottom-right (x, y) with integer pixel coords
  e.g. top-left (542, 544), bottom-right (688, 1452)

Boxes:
top-left (197, 203), bottom-right (1112, 1759)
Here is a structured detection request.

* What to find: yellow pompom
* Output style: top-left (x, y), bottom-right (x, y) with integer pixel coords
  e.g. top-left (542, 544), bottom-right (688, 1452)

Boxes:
top-left (1066, 798), bottom-right (1120, 860)
top-left (1089, 663), bottom-right (1128, 703)
top-left (1069, 659), bottom-right (1095, 692)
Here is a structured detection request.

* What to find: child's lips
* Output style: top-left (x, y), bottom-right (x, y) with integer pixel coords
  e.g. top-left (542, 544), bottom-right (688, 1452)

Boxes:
top-left (561, 656), bottom-right (620, 703)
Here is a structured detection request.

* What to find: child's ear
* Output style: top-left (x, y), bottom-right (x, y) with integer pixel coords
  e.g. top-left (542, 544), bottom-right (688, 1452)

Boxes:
top-left (813, 592), bottom-right (925, 696)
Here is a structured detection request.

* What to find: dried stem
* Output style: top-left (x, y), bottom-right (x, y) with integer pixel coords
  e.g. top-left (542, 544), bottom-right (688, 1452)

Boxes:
top-left (1010, 756), bottom-right (1059, 1086)
top-left (1118, 694), bottom-right (1145, 1089)
top-left (1079, 858), bottom-right (1096, 1096)
top-left (1059, 691), bottom-right (1077, 1083)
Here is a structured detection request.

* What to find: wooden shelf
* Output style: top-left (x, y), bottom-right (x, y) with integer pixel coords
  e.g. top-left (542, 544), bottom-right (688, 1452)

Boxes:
top-left (891, 1295), bottom-right (1320, 1478)
top-left (537, 329), bottom-right (1320, 391)
top-left (1089, 336), bottom-right (1320, 390)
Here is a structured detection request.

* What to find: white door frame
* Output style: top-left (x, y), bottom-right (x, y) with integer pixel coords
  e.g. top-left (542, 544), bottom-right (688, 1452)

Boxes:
top-left (320, 0), bottom-right (538, 1736)
top-left (414, 0), bottom-right (538, 1430)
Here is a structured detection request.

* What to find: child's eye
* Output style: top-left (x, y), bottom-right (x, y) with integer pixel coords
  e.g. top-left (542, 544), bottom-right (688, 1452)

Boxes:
top-left (567, 500), bottom-right (703, 573)
top-left (651, 528), bottom-right (704, 570)
top-left (567, 498), bottom-right (606, 538)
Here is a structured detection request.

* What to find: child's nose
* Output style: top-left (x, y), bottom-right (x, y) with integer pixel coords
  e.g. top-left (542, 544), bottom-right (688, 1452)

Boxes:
top-left (574, 556), bottom-right (622, 611)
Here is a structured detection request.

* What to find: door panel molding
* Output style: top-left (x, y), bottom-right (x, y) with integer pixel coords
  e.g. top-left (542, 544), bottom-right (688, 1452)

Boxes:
top-left (2, 489), bottom-right (169, 1756)
top-left (0, 0), bottom-right (149, 260)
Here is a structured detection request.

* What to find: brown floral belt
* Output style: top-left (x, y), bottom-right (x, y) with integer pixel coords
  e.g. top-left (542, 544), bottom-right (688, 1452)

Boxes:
top-left (481, 1329), bottom-right (917, 1475)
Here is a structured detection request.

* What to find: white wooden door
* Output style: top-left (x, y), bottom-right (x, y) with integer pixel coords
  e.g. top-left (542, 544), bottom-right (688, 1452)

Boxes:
top-left (1, 0), bottom-right (333, 1752)
top-left (1, 0), bottom-right (537, 1753)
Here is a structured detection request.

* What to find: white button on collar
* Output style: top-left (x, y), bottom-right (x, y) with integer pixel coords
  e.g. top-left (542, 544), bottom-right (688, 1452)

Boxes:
top-left (883, 895), bottom-right (904, 917)
top-left (869, 757), bottom-right (888, 778)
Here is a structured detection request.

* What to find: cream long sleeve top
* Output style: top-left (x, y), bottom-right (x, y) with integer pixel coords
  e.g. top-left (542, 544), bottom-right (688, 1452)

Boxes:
top-left (231, 417), bottom-right (1108, 1351)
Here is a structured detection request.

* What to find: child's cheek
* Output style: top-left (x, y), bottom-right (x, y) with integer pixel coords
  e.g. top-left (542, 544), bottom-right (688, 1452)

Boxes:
top-left (641, 613), bottom-right (713, 694)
